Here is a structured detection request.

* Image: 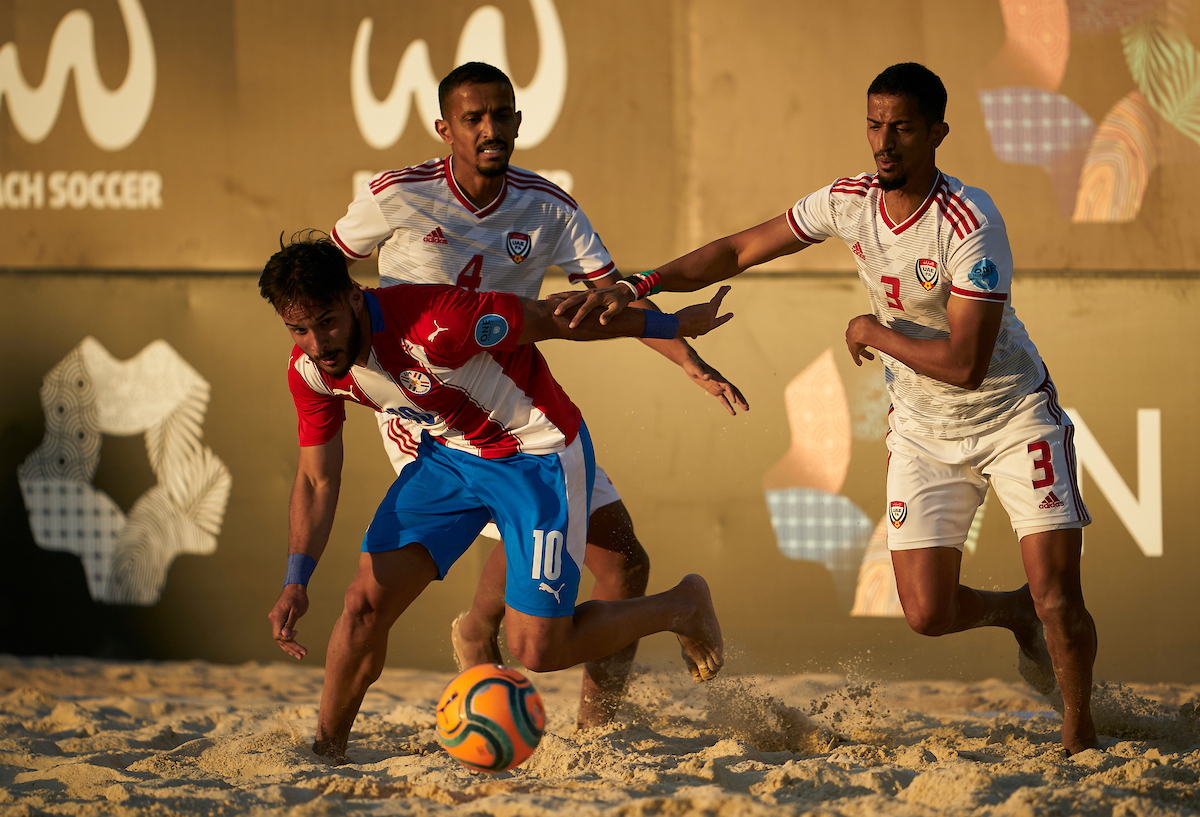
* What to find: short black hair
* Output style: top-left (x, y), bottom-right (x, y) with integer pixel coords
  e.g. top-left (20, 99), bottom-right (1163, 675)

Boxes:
top-left (438, 61), bottom-right (515, 117)
top-left (867, 63), bottom-right (947, 126)
top-left (259, 230), bottom-right (353, 313)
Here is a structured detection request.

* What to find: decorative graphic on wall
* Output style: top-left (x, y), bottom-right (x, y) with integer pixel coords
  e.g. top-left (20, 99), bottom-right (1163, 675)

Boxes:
top-left (351, 0), bottom-right (567, 150)
top-left (0, 0), bottom-right (156, 151)
top-left (977, 0), bottom-right (1200, 222)
top-left (17, 338), bottom-right (231, 606)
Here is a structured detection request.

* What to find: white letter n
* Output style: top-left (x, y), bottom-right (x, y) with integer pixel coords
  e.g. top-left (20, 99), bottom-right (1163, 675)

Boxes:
top-left (1066, 409), bottom-right (1162, 557)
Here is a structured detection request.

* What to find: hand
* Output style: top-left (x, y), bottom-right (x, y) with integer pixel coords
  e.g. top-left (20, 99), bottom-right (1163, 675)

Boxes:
top-left (675, 286), bottom-right (734, 339)
top-left (551, 283), bottom-right (636, 328)
top-left (268, 585), bottom-right (310, 660)
top-left (845, 313), bottom-right (879, 366)
top-left (681, 355), bottom-right (749, 415)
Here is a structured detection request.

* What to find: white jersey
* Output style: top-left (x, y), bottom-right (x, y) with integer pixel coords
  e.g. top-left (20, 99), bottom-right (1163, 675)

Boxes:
top-left (787, 171), bottom-right (1045, 441)
top-left (332, 156), bottom-right (616, 297)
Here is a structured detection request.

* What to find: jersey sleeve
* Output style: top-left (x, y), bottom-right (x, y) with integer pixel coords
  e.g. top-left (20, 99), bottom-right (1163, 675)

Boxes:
top-left (331, 175), bottom-right (392, 260)
top-left (547, 206), bottom-right (617, 285)
top-left (286, 350), bottom-right (346, 446)
top-left (948, 222), bottom-right (1014, 305)
top-left (785, 182), bottom-right (838, 245)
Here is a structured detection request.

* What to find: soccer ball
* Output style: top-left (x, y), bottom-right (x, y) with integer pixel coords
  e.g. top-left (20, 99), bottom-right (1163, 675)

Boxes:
top-left (435, 664), bottom-right (545, 772)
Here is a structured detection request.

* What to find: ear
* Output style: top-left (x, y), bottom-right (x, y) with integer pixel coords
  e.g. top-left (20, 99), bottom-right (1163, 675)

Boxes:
top-left (931, 121), bottom-right (949, 149)
top-left (348, 287), bottom-right (364, 312)
top-left (514, 109), bottom-right (522, 138)
top-left (435, 117), bottom-right (452, 145)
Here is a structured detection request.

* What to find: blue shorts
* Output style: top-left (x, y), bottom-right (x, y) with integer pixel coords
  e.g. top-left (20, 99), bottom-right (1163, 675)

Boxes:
top-left (362, 425), bottom-right (595, 618)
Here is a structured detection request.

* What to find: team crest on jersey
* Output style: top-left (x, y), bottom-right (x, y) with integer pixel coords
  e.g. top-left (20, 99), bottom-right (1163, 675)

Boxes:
top-left (968, 258), bottom-right (999, 291)
top-left (506, 231), bottom-right (531, 263)
top-left (915, 258), bottom-right (938, 291)
top-left (475, 314), bottom-right (510, 347)
top-left (889, 501), bottom-right (908, 528)
top-left (397, 369), bottom-right (432, 395)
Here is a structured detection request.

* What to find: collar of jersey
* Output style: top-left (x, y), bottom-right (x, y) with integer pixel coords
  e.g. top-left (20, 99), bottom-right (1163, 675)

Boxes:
top-left (445, 156), bottom-right (508, 217)
top-left (879, 170), bottom-right (943, 235)
top-left (363, 289), bottom-right (385, 333)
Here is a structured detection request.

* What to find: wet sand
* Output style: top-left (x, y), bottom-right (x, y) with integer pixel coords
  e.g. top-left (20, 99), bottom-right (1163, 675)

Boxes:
top-left (1, 655), bottom-right (1198, 816)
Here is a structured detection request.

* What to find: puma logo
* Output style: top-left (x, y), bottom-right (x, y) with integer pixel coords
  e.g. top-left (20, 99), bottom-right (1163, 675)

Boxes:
top-left (427, 320), bottom-right (448, 342)
top-left (538, 582), bottom-right (564, 603)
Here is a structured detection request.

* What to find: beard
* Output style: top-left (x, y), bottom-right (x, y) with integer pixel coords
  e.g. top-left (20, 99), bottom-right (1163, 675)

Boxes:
top-left (314, 327), bottom-right (361, 380)
top-left (878, 170), bottom-right (907, 191)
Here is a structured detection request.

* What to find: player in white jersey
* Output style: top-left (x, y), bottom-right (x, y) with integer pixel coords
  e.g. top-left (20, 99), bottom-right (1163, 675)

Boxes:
top-left (331, 62), bottom-right (747, 729)
top-left (555, 63), bottom-right (1097, 755)
top-left (260, 233), bottom-right (728, 762)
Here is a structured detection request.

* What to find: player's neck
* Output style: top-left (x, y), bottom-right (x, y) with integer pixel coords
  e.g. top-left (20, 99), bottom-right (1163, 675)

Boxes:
top-left (882, 167), bottom-right (939, 225)
top-left (449, 157), bottom-right (505, 209)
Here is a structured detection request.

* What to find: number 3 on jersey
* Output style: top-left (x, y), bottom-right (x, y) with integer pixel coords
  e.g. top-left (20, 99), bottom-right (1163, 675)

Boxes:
top-left (456, 254), bottom-right (484, 291)
top-left (881, 276), bottom-right (905, 311)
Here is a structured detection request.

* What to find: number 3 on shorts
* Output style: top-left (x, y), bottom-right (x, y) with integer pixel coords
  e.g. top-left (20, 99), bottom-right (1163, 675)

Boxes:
top-left (531, 529), bottom-right (563, 581)
top-left (1028, 440), bottom-right (1055, 489)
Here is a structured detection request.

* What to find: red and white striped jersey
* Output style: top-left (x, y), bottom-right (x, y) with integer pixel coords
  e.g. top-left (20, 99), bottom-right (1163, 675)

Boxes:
top-left (332, 157), bottom-right (616, 298)
top-left (787, 171), bottom-right (1045, 440)
top-left (288, 286), bottom-right (581, 458)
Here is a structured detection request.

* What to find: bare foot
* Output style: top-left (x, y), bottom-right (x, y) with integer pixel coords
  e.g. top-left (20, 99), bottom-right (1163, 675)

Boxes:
top-left (450, 612), bottom-right (502, 671)
top-left (312, 738), bottom-right (347, 765)
top-left (1012, 586), bottom-right (1058, 698)
top-left (673, 574), bottom-right (723, 682)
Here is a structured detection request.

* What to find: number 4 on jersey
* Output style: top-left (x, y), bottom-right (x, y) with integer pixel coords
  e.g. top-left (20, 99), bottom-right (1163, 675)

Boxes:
top-left (456, 254), bottom-right (484, 291)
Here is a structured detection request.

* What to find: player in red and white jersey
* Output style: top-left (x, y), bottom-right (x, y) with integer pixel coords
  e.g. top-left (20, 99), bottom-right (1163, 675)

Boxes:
top-left (556, 63), bottom-right (1098, 755)
top-left (331, 62), bottom-right (748, 729)
top-left (260, 233), bottom-right (730, 762)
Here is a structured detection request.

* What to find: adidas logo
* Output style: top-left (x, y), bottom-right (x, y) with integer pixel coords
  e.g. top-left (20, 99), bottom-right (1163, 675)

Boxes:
top-left (1039, 491), bottom-right (1065, 510)
top-left (423, 227), bottom-right (448, 245)
top-left (851, 241), bottom-right (866, 261)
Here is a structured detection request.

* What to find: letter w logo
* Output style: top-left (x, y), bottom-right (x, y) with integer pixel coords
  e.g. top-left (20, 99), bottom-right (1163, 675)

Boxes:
top-left (0, 0), bottom-right (156, 151)
top-left (351, 0), bottom-right (567, 150)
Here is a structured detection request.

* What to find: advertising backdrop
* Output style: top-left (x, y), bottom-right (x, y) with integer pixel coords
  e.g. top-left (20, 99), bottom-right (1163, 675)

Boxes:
top-left (2, 0), bottom-right (1197, 684)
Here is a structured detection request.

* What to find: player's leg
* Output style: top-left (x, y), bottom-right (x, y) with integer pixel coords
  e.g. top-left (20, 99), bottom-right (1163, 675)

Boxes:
top-left (504, 574), bottom-right (721, 681)
top-left (1020, 528), bottom-right (1097, 754)
top-left (450, 538), bottom-right (506, 668)
top-left (577, 497), bottom-right (650, 727)
top-left (314, 545), bottom-right (439, 761)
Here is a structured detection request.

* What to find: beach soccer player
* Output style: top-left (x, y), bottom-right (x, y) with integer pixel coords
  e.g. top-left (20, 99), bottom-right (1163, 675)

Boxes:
top-left (553, 63), bottom-right (1098, 755)
top-left (329, 61), bottom-right (747, 728)
top-left (260, 232), bottom-right (726, 762)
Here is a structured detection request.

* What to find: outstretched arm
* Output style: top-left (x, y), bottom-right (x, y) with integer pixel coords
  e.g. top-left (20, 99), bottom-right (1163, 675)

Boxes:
top-left (553, 214), bottom-right (808, 327)
top-left (845, 296), bottom-right (1004, 390)
top-left (518, 286), bottom-right (735, 344)
top-left (267, 432), bottom-right (344, 660)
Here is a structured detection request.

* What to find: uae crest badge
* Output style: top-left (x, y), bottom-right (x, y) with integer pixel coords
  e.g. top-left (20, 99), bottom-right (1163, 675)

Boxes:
top-left (506, 231), bottom-right (531, 264)
top-left (889, 501), bottom-right (908, 528)
top-left (914, 258), bottom-right (938, 291)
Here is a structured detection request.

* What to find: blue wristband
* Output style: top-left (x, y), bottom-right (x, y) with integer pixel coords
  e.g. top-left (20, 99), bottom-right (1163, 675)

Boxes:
top-left (284, 553), bottom-right (317, 587)
top-left (641, 310), bottom-right (679, 340)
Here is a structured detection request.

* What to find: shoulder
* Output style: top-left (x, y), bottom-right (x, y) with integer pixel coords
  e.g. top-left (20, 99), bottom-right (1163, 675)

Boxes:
top-left (505, 165), bottom-right (581, 211)
top-left (828, 173), bottom-right (878, 200)
top-left (366, 157), bottom-right (448, 198)
top-left (934, 172), bottom-right (1005, 237)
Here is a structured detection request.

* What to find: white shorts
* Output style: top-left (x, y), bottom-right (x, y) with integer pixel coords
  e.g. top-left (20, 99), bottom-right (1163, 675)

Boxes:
top-left (376, 413), bottom-right (622, 542)
top-left (885, 387), bottom-right (1091, 551)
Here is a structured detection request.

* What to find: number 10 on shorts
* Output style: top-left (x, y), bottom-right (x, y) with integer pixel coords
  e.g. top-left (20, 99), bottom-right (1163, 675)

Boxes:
top-left (531, 530), bottom-right (564, 581)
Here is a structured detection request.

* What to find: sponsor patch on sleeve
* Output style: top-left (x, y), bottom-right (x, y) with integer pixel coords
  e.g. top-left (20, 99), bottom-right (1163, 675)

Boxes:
top-left (474, 314), bottom-right (510, 347)
top-left (968, 259), bottom-right (1000, 291)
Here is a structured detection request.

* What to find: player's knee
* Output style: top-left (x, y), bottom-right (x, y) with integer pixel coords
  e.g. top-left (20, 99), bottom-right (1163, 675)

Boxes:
top-left (903, 604), bottom-right (954, 637)
top-left (506, 633), bottom-right (570, 674)
top-left (342, 588), bottom-right (383, 632)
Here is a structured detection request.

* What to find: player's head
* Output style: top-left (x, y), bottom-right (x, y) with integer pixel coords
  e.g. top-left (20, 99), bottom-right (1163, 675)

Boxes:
top-left (260, 231), bottom-right (364, 378)
top-left (436, 62), bottom-right (521, 180)
top-left (865, 63), bottom-right (949, 192)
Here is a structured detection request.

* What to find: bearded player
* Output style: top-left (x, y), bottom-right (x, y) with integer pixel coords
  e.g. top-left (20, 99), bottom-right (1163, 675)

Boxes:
top-left (330, 62), bottom-right (747, 728)
top-left (554, 63), bottom-right (1097, 755)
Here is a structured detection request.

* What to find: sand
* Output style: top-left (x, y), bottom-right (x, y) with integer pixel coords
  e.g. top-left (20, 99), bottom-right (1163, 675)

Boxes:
top-left (1, 655), bottom-right (1198, 816)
